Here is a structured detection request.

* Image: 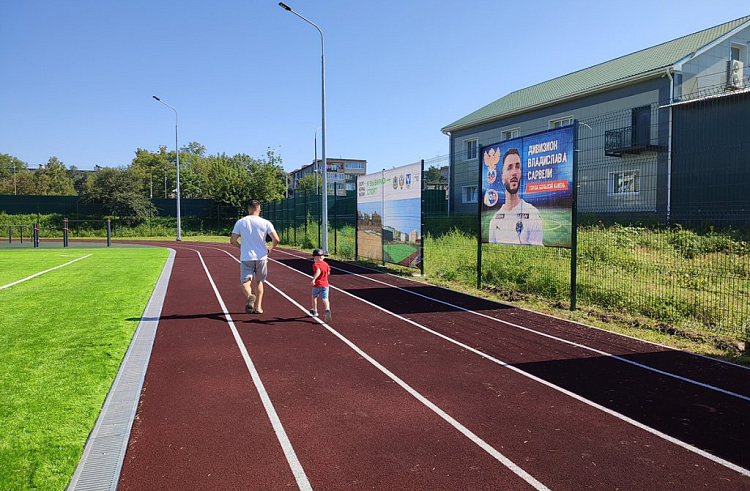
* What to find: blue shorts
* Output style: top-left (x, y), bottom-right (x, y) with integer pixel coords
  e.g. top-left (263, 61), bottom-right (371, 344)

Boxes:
top-left (312, 286), bottom-right (329, 300)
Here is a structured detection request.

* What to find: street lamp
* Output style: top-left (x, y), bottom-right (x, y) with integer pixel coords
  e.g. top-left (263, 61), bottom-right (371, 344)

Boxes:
top-left (314, 126), bottom-right (321, 193)
top-left (152, 95), bottom-right (182, 241)
top-left (279, 2), bottom-right (328, 253)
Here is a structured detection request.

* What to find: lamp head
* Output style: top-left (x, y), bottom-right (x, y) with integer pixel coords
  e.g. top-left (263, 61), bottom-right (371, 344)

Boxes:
top-left (279, 2), bottom-right (291, 11)
top-left (152, 95), bottom-right (161, 101)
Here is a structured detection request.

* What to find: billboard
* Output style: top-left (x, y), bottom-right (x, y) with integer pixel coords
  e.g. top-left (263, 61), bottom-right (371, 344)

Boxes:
top-left (357, 162), bottom-right (422, 268)
top-left (481, 126), bottom-right (574, 248)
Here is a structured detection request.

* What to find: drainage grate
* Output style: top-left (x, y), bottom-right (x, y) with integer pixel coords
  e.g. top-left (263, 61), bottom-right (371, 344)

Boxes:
top-left (67, 249), bottom-right (176, 491)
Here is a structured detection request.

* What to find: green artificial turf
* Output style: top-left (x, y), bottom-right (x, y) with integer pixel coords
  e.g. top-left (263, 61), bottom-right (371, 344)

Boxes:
top-left (0, 247), bottom-right (169, 491)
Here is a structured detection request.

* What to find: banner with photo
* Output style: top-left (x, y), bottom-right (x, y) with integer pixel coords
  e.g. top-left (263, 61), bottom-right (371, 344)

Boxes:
top-left (357, 162), bottom-right (422, 268)
top-left (481, 125), bottom-right (574, 248)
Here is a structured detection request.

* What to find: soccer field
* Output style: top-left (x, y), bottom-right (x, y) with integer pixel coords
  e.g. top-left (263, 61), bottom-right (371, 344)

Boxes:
top-left (0, 247), bottom-right (169, 491)
top-left (384, 242), bottom-right (418, 265)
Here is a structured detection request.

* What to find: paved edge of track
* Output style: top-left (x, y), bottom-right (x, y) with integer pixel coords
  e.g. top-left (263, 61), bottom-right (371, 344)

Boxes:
top-left (66, 248), bottom-right (175, 491)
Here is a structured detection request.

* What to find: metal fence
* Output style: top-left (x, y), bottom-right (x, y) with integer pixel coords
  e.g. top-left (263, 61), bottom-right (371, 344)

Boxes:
top-left (265, 96), bottom-right (749, 344)
top-left (432, 94), bottom-right (748, 343)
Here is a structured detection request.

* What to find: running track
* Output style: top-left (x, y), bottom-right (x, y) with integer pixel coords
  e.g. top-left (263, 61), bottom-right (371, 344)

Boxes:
top-left (116, 241), bottom-right (750, 490)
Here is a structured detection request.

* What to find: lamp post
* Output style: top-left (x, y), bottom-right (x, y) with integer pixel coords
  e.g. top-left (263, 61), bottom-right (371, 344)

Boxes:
top-left (279, 2), bottom-right (328, 252)
top-left (314, 126), bottom-right (321, 194)
top-left (152, 95), bottom-right (182, 241)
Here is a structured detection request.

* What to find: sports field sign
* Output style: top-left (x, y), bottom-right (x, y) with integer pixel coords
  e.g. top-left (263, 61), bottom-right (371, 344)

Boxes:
top-left (357, 162), bottom-right (422, 268)
top-left (480, 126), bottom-right (574, 248)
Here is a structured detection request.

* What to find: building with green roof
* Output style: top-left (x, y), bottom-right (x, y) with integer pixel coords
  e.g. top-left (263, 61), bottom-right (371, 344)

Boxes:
top-left (443, 16), bottom-right (750, 227)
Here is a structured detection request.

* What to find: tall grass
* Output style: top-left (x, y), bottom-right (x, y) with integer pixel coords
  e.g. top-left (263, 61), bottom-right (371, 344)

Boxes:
top-left (424, 225), bottom-right (750, 343)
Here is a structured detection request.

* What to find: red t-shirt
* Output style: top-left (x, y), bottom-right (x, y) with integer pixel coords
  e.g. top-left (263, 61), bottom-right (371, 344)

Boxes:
top-left (312, 261), bottom-right (330, 287)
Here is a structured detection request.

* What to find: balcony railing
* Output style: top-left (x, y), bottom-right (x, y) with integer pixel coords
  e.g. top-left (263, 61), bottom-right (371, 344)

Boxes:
top-left (604, 126), bottom-right (663, 157)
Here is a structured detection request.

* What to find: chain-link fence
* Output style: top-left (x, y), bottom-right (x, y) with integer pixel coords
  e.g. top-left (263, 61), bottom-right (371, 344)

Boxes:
top-left (262, 184), bottom-right (357, 258)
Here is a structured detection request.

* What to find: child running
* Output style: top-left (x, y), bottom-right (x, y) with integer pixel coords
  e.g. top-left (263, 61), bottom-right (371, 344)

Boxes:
top-left (310, 248), bottom-right (332, 322)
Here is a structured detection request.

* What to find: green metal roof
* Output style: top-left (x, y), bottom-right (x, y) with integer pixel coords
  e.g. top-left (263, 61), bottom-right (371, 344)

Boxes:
top-left (442, 16), bottom-right (750, 133)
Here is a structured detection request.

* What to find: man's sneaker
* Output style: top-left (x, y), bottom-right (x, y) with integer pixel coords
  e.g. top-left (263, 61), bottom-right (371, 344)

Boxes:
top-left (324, 310), bottom-right (332, 322)
top-left (245, 294), bottom-right (256, 314)
top-left (309, 309), bottom-right (318, 317)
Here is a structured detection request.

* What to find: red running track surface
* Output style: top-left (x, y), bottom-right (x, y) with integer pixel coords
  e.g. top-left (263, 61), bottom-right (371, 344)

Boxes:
top-left (117, 242), bottom-right (750, 490)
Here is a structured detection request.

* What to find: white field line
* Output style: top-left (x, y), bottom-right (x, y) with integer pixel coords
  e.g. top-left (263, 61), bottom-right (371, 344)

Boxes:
top-left (273, 249), bottom-right (750, 403)
top-left (240, 248), bottom-right (750, 478)
top-left (210, 247), bottom-right (550, 491)
top-left (0, 254), bottom-right (93, 290)
top-left (190, 249), bottom-right (312, 491)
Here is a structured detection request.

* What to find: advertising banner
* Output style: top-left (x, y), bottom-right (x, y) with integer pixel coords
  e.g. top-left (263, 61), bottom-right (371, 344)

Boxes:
top-left (357, 172), bottom-right (384, 261)
top-left (357, 162), bottom-right (422, 267)
top-left (481, 126), bottom-right (574, 248)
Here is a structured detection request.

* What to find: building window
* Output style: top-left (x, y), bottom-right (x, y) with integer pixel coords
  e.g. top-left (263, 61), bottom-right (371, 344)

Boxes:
top-left (731, 42), bottom-right (747, 63)
top-left (345, 162), bottom-right (365, 169)
top-left (464, 139), bottom-right (478, 160)
top-left (608, 170), bottom-right (640, 195)
top-left (632, 106), bottom-right (651, 147)
top-left (502, 128), bottom-right (520, 141)
top-left (327, 172), bottom-right (345, 181)
top-left (462, 185), bottom-right (478, 203)
top-left (549, 116), bottom-right (573, 129)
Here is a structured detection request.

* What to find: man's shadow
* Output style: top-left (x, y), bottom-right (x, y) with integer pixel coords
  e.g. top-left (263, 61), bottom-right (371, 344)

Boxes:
top-left (127, 314), bottom-right (316, 325)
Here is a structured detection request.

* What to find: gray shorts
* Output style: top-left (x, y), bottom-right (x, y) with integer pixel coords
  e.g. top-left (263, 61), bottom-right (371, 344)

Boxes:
top-left (240, 258), bottom-right (268, 284)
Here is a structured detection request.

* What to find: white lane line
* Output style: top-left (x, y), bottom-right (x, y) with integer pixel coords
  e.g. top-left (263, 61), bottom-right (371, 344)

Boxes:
top-left (191, 249), bottom-right (312, 491)
top-left (209, 248), bottom-right (551, 491)
top-left (274, 249), bottom-right (750, 403)
top-left (249, 248), bottom-right (750, 478)
top-left (0, 254), bottom-right (93, 290)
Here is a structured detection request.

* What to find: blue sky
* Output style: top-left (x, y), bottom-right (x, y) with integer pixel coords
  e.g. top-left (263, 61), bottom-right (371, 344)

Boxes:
top-left (1, 1), bottom-right (748, 173)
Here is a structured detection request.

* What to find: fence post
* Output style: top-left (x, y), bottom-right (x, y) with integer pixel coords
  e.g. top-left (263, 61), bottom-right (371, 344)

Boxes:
top-left (20, 226), bottom-right (23, 244)
top-left (420, 159), bottom-right (425, 276)
top-left (570, 123), bottom-right (579, 311)
top-left (354, 187), bottom-right (359, 261)
top-left (7, 226), bottom-right (10, 244)
top-left (107, 218), bottom-right (112, 247)
top-left (381, 169), bottom-right (385, 267)
top-left (33, 224), bottom-right (39, 248)
top-left (476, 145), bottom-right (483, 290)
top-left (333, 182), bottom-right (337, 254)
top-left (63, 218), bottom-right (69, 248)
top-left (293, 190), bottom-right (297, 245)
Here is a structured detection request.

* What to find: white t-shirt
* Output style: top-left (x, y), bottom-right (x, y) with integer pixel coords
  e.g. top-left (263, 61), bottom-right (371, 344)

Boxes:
top-left (488, 199), bottom-right (544, 246)
top-left (232, 215), bottom-right (277, 261)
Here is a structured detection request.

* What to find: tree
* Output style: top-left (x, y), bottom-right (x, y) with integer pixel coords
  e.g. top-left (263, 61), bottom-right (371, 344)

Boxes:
top-left (202, 148), bottom-right (286, 213)
top-left (295, 173), bottom-right (322, 193)
top-left (0, 154), bottom-right (29, 195)
top-left (131, 144), bottom-right (207, 199)
top-left (83, 167), bottom-right (155, 222)
top-left (131, 146), bottom-right (172, 198)
top-left (181, 141), bottom-right (206, 157)
top-left (425, 165), bottom-right (447, 184)
top-left (66, 166), bottom-right (89, 194)
top-left (33, 157), bottom-right (76, 196)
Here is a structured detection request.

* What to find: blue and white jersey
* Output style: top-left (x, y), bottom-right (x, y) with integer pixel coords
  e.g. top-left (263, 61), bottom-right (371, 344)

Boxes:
top-left (488, 199), bottom-right (544, 246)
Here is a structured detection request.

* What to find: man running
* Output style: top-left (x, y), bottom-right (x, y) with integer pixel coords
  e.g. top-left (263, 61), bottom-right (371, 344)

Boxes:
top-left (230, 199), bottom-right (280, 314)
